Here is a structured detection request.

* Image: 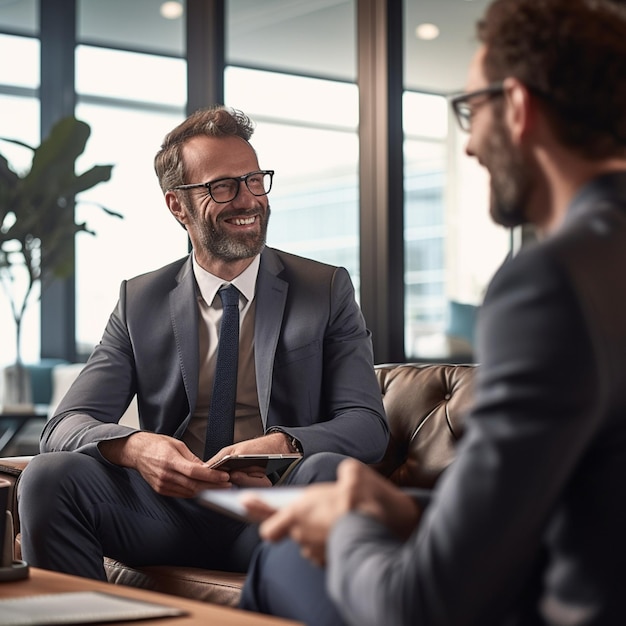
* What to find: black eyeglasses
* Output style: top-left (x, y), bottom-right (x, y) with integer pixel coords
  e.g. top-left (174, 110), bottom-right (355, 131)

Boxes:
top-left (450, 83), bottom-right (505, 132)
top-left (171, 170), bottom-right (274, 203)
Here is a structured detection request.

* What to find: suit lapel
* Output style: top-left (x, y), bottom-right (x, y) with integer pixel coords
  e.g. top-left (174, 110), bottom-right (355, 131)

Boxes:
top-left (169, 256), bottom-right (199, 430)
top-left (254, 249), bottom-right (288, 424)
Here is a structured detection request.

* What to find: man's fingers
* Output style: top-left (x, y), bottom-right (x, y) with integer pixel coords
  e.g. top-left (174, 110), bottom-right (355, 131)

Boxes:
top-left (229, 471), bottom-right (272, 488)
top-left (259, 508), bottom-right (295, 541)
top-left (239, 495), bottom-right (277, 523)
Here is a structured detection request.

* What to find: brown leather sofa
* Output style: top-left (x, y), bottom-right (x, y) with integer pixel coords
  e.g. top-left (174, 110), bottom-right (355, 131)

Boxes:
top-left (0, 362), bottom-right (476, 607)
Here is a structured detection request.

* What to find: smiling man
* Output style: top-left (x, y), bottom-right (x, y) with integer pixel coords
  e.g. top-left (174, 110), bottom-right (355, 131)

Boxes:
top-left (238, 1), bottom-right (626, 624)
top-left (17, 106), bottom-right (389, 580)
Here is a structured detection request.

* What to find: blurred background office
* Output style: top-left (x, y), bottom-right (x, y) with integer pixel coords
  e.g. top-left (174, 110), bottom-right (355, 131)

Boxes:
top-left (0, 0), bottom-right (512, 377)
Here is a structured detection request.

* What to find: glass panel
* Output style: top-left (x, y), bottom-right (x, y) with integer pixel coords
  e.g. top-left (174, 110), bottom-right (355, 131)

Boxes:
top-left (74, 24), bottom-right (190, 359)
top-left (227, 0), bottom-right (356, 82)
top-left (76, 45), bottom-right (186, 105)
top-left (403, 133), bottom-right (447, 358)
top-left (0, 95), bottom-right (41, 367)
top-left (75, 36), bottom-right (188, 355)
top-left (403, 0), bottom-right (490, 93)
top-left (403, 0), bottom-right (510, 362)
top-left (78, 0), bottom-right (185, 56)
top-left (255, 122), bottom-right (359, 282)
top-left (226, 67), bottom-right (357, 129)
top-left (0, 0), bottom-right (37, 35)
top-left (403, 91), bottom-right (447, 140)
top-left (225, 68), bottom-right (360, 294)
top-left (403, 92), bottom-right (510, 361)
top-left (74, 103), bottom-right (188, 356)
top-left (0, 34), bottom-right (39, 88)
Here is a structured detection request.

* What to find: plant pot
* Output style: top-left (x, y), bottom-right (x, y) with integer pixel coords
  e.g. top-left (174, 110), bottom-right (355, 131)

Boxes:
top-left (0, 363), bottom-right (33, 413)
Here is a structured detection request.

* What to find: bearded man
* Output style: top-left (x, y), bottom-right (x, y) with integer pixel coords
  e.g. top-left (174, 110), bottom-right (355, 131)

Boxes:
top-left (238, 1), bottom-right (626, 624)
top-left (18, 106), bottom-right (388, 580)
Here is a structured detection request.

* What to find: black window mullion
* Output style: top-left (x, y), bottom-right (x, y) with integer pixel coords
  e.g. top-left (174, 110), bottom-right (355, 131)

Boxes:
top-left (357, 0), bottom-right (405, 363)
top-left (39, 0), bottom-right (77, 363)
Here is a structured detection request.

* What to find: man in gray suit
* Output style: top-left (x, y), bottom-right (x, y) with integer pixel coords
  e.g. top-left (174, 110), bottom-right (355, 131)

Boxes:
top-left (17, 107), bottom-right (389, 580)
top-left (239, 0), bottom-right (626, 624)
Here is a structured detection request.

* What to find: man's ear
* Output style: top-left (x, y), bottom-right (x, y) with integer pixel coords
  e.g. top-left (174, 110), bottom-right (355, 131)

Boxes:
top-left (503, 77), bottom-right (534, 144)
top-left (165, 190), bottom-right (188, 227)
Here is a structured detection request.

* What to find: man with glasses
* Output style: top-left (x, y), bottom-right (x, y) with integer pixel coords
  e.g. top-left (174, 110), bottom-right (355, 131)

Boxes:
top-left (238, 1), bottom-right (626, 624)
top-left (17, 106), bottom-right (389, 580)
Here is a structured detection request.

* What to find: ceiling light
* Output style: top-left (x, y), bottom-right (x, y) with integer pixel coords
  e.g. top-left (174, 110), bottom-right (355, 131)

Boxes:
top-left (160, 1), bottom-right (183, 20)
top-left (415, 23), bottom-right (440, 41)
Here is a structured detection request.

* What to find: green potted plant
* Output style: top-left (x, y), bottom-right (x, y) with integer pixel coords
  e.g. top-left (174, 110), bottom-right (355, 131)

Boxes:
top-left (0, 116), bottom-right (120, 410)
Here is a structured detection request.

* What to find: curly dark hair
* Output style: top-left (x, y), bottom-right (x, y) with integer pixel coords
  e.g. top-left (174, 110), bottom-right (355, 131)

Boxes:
top-left (154, 106), bottom-right (256, 193)
top-left (478, 0), bottom-right (626, 159)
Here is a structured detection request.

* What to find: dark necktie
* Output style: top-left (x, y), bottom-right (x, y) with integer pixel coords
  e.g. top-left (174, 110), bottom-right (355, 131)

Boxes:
top-left (203, 284), bottom-right (240, 461)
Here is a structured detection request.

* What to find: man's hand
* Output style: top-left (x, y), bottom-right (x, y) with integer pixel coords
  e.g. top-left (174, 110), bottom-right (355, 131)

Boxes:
top-left (99, 432), bottom-right (231, 498)
top-left (204, 432), bottom-right (296, 488)
top-left (242, 459), bottom-right (422, 566)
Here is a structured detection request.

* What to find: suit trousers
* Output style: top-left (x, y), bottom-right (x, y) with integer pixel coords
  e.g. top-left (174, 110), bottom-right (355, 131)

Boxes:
top-left (17, 451), bottom-right (345, 580)
top-left (241, 533), bottom-right (346, 626)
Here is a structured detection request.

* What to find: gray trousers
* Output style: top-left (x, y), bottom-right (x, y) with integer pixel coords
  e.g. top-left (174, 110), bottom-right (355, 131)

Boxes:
top-left (240, 530), bottom-right (346, 626)
top-left (17, 450), bottom-right (344, 580)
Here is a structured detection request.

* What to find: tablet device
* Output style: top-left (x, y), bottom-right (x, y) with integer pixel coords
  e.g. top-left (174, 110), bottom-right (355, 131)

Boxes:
top-left (209, 453), bottom-right (302, 475)
top-left (196, 485), bottom-right (433, 523)
top-left (196, 486), bottom-right (307, 522)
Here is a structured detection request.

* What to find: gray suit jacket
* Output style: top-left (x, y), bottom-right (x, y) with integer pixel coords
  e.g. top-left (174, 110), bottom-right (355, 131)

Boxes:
top-left (327, 173), bottom-right (626, 625)
top-left (42, 247), bottom-right (389, 463)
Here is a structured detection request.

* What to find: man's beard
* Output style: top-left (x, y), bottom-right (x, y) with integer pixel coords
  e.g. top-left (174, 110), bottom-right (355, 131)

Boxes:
top-left (194, 205), bottom-right (271, 262)
top-left (487, 116), bottom-right (532, 229)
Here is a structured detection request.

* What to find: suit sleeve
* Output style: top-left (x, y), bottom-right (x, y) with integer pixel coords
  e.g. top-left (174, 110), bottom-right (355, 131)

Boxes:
top-left (274, 267), bottom-right (390, 463)
top-left (40, 280), bottom-right (139, 457)
top-left (326, 248), bottom-right (599, 625)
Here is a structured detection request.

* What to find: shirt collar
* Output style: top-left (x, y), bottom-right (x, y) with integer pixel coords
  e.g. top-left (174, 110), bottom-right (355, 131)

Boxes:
top-left (192, 253), bottom-right (260, 307)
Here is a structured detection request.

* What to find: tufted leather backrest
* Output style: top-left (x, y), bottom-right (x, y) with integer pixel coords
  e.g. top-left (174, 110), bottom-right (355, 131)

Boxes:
top-left (374, 363), bottom-right (477, 488)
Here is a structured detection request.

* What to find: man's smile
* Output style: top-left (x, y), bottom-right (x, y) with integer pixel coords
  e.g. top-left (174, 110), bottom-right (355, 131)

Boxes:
top-left (228, 215), bottom-right (257, 226)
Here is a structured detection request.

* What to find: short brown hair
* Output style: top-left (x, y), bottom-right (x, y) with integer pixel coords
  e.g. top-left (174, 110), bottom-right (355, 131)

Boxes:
top-left (154, 106), bottom-right (256, 193)
top-left (478, 0), bottom-right (626, 158)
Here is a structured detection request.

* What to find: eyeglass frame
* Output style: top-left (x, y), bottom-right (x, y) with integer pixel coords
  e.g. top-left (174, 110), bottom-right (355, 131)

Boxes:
top-left (449, 82), bottom-right (506, 132)
top-left (170, 169), bottom-right (275, 203)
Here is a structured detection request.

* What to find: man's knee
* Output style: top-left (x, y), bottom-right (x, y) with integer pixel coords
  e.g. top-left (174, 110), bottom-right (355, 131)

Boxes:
top-left (19, 452), bottom-right (92, 496)
top-left (287, 452), bottom-right (349, 484)
top-left (18, 452), bottom-right (106, 523)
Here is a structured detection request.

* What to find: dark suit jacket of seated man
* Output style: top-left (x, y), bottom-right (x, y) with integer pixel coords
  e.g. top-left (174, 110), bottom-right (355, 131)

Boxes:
top-left (16, 106), bottom-right (389, 581)
top-left (237, 1), bottom-right (626, 625)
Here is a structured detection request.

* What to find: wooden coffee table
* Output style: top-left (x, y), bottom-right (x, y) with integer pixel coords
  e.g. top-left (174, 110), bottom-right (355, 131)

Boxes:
top-left (0, 566), bottom-right (302, 625)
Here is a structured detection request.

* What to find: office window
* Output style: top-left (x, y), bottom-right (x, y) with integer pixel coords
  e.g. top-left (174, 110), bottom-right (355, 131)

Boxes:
top-left (74, 11), bottom-right (187, 355)
top-left (78, 0), bottom-right (184, 56)
top-left (227, 0), bottom-right (355, 82)
top-left (0, 0), bottom-right (37, 36)
top-left (403, 98), bottom-right (508, 360)
top-left (403, 0), bottom-right (508, 361)
top-left (1, 0), bottom-right (508, 369)
top-left (0, 33), bottom-right (38, 87)
top-left (225, 67), bottom-right (359, 283)
top-left (403, 91), bottom-right (447, 356)
top-left (0, 29), bottom-right (40, 366)
top-left (226, 0), bottom-right (359, 291)
top-left (0, 95), bottom-right (41, 366)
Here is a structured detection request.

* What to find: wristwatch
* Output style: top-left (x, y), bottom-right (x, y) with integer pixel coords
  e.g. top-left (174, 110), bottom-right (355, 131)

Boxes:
top-left (267, 428), bottom-right (303, 453)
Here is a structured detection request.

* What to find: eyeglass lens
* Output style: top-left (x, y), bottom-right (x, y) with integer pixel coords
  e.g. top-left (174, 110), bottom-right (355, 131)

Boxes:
top-left (212, 172), bottom-right (272, 202)
top-left (455, 103), bottom-right (472, 131)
